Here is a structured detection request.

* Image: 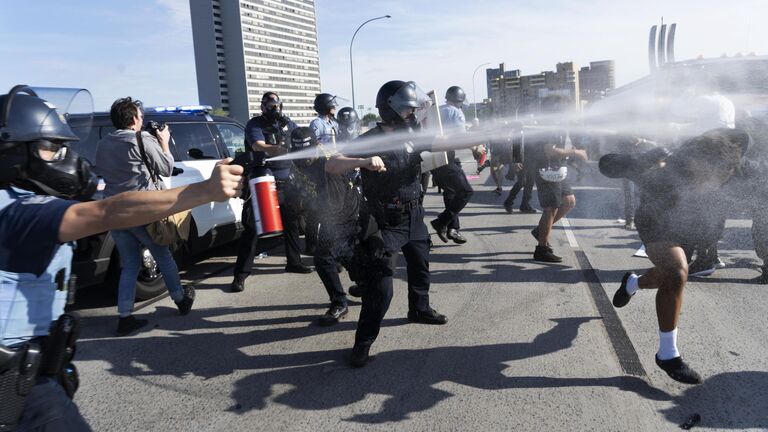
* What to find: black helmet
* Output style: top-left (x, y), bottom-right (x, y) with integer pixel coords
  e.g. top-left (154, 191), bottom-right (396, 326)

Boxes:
top-left (337, 107), bottom-right (359, 141)
top-left (376, 80), bottom-right (422, 125)
top-left (445, 86), bottom-right (466, 104)
top-left (290, 127), bottom-right (317, 152)
top-left (0, 85), bottom-right (97, 200)
top-left (313, 93), bottom-right (338, 116)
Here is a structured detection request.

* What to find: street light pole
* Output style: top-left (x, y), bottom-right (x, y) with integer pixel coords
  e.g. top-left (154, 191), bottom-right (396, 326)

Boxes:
top-left (350, 15), bottom-right (391, 110)
top-left (472, 62), bottom-right (491, 122)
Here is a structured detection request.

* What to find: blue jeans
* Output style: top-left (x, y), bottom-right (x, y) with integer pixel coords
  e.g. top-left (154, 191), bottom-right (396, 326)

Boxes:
top-left (111, 226), bottom-right (183, 316)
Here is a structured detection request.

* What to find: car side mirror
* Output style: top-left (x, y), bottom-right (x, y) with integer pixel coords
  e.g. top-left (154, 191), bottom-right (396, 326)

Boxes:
top-left (188, 148), bottom-right (204, 159)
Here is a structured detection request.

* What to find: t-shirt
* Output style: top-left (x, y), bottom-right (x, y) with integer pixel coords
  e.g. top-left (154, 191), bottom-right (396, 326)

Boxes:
top-left (244, 115), bottom-right (297, 177)
top-left (1, 187), bottom-right (77, 346)
top-left (291, 157), bottom-right (361, 243)
top-left (525, 129), bottom-right (568, 170)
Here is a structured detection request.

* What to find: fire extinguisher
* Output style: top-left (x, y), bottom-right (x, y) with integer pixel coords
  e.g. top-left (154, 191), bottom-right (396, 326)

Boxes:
top-left (232, 152), bottom-right (284, 238)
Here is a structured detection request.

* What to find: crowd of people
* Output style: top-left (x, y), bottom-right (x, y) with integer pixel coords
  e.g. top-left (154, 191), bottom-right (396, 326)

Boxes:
top-left (2, 77), bottom-right (768, 430)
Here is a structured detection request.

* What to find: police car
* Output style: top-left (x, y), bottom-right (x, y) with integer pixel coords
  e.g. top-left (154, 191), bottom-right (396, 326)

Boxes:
top-left (68, 106), bottom-right (250, 299)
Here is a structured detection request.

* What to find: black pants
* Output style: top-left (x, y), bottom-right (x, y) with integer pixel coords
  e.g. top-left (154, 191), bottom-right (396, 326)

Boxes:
top-left (233, 186), bottom-right (302, 277)
top-left (313, 240), bottom-right (347, 307)
top-left (432, 164), bottom-right (473, 230)
top-left (505, 166), bottom-right (534, 208)
top-left (753, 209), bottom-right (768, 267)
top-left (16, 376), bottom-right (92, 432)
top-left (355, 238), bottom-right (431, 347)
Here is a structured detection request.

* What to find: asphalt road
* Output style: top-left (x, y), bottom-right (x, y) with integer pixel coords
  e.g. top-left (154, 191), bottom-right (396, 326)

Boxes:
top-left (72, 156), bottom-right (768, 431)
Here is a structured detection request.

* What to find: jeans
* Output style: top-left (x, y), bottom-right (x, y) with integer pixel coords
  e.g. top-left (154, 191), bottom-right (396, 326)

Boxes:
top-left (111, 226), bottom-right (183, 316)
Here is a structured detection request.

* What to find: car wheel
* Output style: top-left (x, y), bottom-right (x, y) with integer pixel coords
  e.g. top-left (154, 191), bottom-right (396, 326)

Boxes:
top-left (135, 247), bottom-right (168, 300)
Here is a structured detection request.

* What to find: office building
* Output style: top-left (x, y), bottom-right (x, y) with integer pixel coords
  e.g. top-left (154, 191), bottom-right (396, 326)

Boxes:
top-left (190, 0), bottom-right (321, 124)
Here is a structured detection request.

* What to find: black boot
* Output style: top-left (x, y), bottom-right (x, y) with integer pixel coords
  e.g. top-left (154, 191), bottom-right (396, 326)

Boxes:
top-left (533, 245), bottom-right (562, 263)
top-left (349, 344), bottom-right (371, 368)
top-left (230, 274), bottom-right (246, 292)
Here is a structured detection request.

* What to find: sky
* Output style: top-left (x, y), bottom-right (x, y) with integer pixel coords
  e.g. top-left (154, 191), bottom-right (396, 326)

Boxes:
top-left (1, 0), bottom-right (766, 113)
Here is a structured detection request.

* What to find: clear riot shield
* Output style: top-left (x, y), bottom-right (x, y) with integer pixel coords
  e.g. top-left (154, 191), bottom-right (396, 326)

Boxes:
top-left (29, 86), bottom-right (94, 142)
top-left (420, 90), bottom-right (449, 172)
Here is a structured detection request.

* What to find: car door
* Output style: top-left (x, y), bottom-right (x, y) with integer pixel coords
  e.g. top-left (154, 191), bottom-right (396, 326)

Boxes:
top-left (210, 122), bottom-right (246, 225)
top-left (166, 122), bottom-right (235, 236)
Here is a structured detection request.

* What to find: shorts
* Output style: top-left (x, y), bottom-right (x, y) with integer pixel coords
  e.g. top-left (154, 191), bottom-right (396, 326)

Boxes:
top-left (535, 177), bottom-right (573, 209)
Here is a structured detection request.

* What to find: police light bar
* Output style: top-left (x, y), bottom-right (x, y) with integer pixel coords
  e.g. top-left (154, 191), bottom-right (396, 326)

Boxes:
top-left (148, 105), bottom-right (213, 113)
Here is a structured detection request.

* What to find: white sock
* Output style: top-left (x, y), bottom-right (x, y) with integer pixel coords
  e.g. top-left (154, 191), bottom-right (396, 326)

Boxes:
top-left (625, 274), bottom-right (640, 295)
top-left (657, 329), bottom-right (680, 360)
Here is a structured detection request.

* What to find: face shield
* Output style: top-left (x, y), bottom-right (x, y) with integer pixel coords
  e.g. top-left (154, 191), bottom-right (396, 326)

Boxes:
top-left (388, 81), bottom-right (431, 122)
top-left (29, 87), bottom-right (94, 142)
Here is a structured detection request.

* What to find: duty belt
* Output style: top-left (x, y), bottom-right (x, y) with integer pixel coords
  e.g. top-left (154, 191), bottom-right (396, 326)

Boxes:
top-left (384, 198), bottom-right (420, 213)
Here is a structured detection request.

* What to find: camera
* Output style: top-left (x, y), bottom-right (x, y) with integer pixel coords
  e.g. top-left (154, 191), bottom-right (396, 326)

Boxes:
top-left (145, 120), bottom-right (167, 138)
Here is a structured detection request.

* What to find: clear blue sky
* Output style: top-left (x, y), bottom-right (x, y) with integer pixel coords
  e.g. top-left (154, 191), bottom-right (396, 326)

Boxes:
top-left (1, 0), bottom-right (765, 113)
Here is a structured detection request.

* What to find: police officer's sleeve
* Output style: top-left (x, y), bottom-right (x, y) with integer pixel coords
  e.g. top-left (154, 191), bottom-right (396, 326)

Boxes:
top-left (245, 119), bottom-right (266, 146)
top-left (0, 195), bottom-right (78, 275)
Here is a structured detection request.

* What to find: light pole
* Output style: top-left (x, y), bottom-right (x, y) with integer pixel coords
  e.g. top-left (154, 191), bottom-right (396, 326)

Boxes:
top-left (350, 15), bottom-right (391, 110)
top-left (471, 62), bottom-right (491, 122)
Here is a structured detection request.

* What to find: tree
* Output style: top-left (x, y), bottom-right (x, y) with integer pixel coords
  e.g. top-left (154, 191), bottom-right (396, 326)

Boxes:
top-left (210, 107), bottom-right (229, 117)
top-left (362, 113), bottom-right (380, 123)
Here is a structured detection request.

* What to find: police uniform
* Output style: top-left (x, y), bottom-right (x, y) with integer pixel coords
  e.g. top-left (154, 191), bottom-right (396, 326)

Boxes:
top-left (233, 115), bottom-right (304, 280)
top-left (1, 187), bottom-right (91, 432)
top-left (310, 116), bottom-right (339, 148)
top-left (431, 104), bottom-right (473, 233)
top-left (353, 125), bottom-right (434, 347)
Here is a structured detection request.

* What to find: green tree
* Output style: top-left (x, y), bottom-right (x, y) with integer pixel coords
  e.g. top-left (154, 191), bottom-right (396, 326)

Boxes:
top-left (362, 113), bottom-right (380, 123)
top-left (210, 107), bottom-right (229, 117)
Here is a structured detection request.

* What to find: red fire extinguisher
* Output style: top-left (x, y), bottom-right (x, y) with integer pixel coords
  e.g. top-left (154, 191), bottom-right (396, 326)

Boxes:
top-left (247, 166), bottom-right (283, 238)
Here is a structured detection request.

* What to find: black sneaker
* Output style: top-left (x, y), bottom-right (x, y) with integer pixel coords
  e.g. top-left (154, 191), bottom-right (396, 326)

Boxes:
top-left (348, 284), bottom-right (364, 297)
top-left (519, 206), bottom-right (538, 214)
top-left (533, 245), bottom-right (562, 262)
top-left (493, 187), bottom-right (503, 196)
top-left (504, 202), bottom-right (515, 214)
top-left (688, 258), bottom-right (717, 278)
top-left (116, 315), bottom-right (148, 337)
top-left (285, 264), bottom-right (313, 274)
top-left (230, 274), bottom-right (246, 292)
top-left (612, 272), bottom-right (636, 308)
top-left (430, 219), bottom-right (449, 243)
top-left (447, 229), bottom-right (467, 244)
top-left (655, 355), bottom-right (702, 384)
top-left (407, 307), bottom-right (448, 325)
top-left (754, 266), bottom-right (768, 284)
top-left (175, 285), bottom-right (195, 315)
top-left (349, 344), bottom-right (371, 368)
top-left (319, 304), bottom-right (348, 326)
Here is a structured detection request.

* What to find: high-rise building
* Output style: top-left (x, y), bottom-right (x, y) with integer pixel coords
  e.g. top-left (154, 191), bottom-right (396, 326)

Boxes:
top-left (486, 62), bottom-right (581, 117)
top-left (189, 0), bottom-right (321, 125)
top-left (579, 60), bottom-right (616, 104)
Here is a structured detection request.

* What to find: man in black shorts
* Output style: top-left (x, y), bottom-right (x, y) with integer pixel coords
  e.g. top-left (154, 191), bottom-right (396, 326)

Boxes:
top-left (602, 128), bottom-right (749, 384)
top-left (528, 96), bottom-right (587, 262)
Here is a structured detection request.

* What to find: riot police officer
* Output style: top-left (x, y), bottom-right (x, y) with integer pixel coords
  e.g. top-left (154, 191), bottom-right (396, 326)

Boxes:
top-left (310, 93), bottom-right (339, 148)
top-left (337, 107), bottom-right (360, 142)
top-left (230, 92), bottom-right (311, 293)
top-left (430, 86), bottom-right (480, 245)
top-left (0, 85), bottom-right (243, 431)
top-left (328, 80), bottom-right (452, 368)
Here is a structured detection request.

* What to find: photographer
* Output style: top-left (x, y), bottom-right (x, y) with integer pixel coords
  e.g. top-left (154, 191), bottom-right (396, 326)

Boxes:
top-left (94, 97), bottom-right (193, 336)
top-left (230, 92), bottom-right (311, 293)
top-left (0, 85), bottom-right (243, 431)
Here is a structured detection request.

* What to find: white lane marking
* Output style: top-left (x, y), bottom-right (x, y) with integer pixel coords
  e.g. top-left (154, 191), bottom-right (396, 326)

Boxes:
top-left (560, 217), bottom-right (580, 248)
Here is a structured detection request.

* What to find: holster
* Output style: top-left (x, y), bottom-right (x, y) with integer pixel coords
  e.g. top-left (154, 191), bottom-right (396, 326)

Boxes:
top-left (0, 342), bottom-right (42, 432)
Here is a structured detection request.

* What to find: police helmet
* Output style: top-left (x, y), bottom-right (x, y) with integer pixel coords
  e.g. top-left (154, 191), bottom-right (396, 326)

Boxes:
top-left (445, 86), bottom-right (466, 104)
top-left (290, 127), bottom-right (317, 152)
top-left (337, 107), bottom-right (359, 141)
top-left (0, 85), bottom-right (97, 200)
top-left (313, 93), bottom-right (338, 116)
top-left (376, 80), bottom-right (423, 125)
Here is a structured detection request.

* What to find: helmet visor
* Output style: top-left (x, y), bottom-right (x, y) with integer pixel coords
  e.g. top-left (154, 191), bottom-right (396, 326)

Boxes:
top-left (388, 82), bottom-right (431, 120)
top-left (30, 87), bottom-right (93, 142)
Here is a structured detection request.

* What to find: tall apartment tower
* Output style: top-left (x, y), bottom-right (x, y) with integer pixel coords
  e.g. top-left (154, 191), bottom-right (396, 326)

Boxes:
top-left (189, 0), bottom-right (321, 125)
